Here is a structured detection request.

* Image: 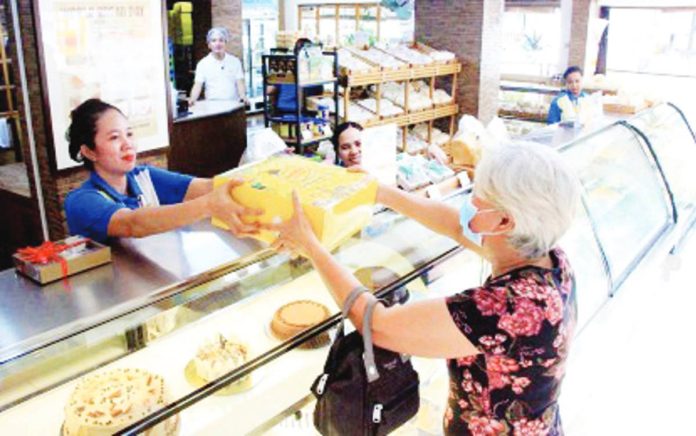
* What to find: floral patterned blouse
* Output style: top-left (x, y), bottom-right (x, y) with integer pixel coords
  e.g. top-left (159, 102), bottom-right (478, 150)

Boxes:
top-left (444, 248), bottom-right (576, 436)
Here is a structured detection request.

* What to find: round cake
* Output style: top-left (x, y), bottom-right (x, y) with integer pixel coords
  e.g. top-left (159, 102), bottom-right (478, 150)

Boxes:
top-left (193, 334), bottom-right (251, 389)
top-left (270, 300), bottom-right (331, 349)
top-left (63, 368), bottom-right (179, 436)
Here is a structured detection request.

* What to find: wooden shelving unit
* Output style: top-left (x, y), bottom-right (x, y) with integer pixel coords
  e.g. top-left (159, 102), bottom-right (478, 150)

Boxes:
top-left (338, 43), bottom-right (461, 151)
top-left (298, 2), bottom-right (382, 48)
top-left (0, 22), bottom-right (24, 161)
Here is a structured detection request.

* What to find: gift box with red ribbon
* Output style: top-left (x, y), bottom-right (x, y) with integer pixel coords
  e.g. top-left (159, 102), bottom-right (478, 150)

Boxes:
top-left (13, 236), bottom-right (111, 285)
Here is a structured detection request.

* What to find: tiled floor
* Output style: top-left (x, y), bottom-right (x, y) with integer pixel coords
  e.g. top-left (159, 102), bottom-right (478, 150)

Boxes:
top-left (560, 232), bottom-right (696, 435)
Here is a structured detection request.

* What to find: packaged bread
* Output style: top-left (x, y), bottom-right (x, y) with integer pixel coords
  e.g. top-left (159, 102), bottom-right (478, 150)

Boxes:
top-left (213, 155), bottom-right (378, 250)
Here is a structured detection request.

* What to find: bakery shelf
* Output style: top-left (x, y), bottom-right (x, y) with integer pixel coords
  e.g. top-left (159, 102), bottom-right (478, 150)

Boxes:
top-left (355, 103), bottom-right (458, 129)
top-left (262, 48), bottom-right (339, 154)
top-left (339, 45), bottom-right (461, 150)
top-left (278, 134), bottom-right (333, 146)
top-left (498, 108), bottom-right (548, 123)
top-left (266, 77), bottom-right (337, 87)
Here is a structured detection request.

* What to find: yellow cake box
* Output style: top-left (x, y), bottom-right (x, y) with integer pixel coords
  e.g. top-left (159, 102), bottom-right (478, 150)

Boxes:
top-left (213, 155), bottom-right (378, 249)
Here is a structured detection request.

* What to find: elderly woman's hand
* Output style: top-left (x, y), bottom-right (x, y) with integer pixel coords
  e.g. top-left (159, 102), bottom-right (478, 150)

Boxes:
top-left (266, 191), bottom-right (320, 259)
top-left (208, 179), bottom-right (263, 237)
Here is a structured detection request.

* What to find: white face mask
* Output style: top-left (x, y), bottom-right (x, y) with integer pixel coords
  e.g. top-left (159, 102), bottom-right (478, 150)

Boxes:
top-left (458, 196), bottom-right (507, 246)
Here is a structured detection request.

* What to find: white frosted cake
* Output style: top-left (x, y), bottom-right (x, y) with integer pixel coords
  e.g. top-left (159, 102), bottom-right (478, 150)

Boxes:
top-left (63, 368), bottom-right (179, 436)
top-left (193, 334), bottom-right (249, 383)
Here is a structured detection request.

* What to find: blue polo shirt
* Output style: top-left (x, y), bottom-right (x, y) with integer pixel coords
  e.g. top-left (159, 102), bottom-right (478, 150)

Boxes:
top-left (547, 90), bottom-right (588, 124)
top-left (64, 165), bottom-right (193, 242)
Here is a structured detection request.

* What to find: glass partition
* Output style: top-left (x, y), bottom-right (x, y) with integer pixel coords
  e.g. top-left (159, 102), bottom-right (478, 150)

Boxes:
top-left (560, 123), bottom-right (674, 291)
top-left (0, 189), bottom-right (468, 433)
top-left (627, 103), bottom-right (696, 243)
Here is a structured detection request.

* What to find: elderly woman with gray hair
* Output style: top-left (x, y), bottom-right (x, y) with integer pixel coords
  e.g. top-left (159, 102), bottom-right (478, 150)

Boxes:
top-left (269, 141), bottom-right (580, 435)
top-left (189, 27), bottom-right (247, 106)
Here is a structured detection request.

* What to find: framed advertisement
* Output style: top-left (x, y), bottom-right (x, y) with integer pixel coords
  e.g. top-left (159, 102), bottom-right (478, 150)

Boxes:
top-left (36, 0), bottom-right (170, 170)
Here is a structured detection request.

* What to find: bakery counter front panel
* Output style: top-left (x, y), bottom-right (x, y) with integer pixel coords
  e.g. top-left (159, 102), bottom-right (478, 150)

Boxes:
top-left (0, 222), bottom-right (268, 365)
top-left (0, 190), bottom-right (470, 434)
top-left (169, 100), bottom-right (247, 178)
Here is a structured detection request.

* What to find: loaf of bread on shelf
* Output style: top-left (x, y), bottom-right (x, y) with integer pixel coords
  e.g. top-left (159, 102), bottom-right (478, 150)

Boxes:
top-left (63, 368), bottom-right (179, 436)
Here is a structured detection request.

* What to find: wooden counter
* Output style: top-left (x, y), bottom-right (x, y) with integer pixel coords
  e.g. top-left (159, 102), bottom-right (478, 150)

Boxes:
top-left (169, 100), bottom-right (247, 177)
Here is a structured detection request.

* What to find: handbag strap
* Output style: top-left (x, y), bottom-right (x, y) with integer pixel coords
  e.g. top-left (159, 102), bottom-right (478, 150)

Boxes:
top-left (362, 299), bottom-right (412, 383)
top-left (362, 298), bottom-right (381, 382)
top-left (335, 285), bottom-right (368, 338)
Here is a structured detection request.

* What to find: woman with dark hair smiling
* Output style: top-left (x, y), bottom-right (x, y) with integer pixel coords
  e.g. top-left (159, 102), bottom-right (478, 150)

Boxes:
top-left (63, 98), bottom-right (260, 243)
top-left (332, 121), bottom-right (364, 168)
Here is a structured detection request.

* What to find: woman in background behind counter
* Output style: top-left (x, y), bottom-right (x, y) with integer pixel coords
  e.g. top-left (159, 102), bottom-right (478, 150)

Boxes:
top-left (189, 27), bottom-right (247, 106)
top-left (547, 66), bottom-right (589, 124)
top-left (64, 98), bottom-right (260, 243)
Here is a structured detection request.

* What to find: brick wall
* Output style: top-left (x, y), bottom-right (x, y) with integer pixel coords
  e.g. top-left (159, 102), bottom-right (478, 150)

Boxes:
top-left (568, 0), bottom-right (591, 72)
top-left (193, 0), bottom-right (213, 64)
top-left (415, 0), bottom-right (503, 124)
top-left (14, 0), bottom-right (62, 239)
top-left (13, 0), bottom-right (171, 240)
top-left (212, 0), bottom-right (243, 59)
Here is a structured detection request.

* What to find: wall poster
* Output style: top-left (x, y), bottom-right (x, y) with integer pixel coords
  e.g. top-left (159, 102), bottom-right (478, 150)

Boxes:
top-left (38, 0), bottom-right (169, 170)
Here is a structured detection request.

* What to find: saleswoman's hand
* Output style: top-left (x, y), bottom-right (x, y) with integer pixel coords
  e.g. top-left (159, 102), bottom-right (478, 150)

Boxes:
top-left (266, 191), bottom-right (320, 259)
top-left (208, 179), bottom-right (263, 237)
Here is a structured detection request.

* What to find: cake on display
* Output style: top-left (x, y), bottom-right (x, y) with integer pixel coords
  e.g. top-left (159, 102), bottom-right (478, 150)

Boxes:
top-left (190, 334), bottom-right (252, 392)
top-left (63, 368), bottom-right (179, 436)
top-left (270, 300), bottom-right (331, 349)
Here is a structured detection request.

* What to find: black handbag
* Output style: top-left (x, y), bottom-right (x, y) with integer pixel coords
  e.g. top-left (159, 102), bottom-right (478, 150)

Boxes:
top-left (311, 287), bottom-right (420, 435)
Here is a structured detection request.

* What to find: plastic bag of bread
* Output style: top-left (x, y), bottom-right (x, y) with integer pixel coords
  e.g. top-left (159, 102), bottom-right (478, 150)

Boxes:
top-left (448, 115), bottom-right (488, 167)
top-left (448, 131), bottom-right (481, 168)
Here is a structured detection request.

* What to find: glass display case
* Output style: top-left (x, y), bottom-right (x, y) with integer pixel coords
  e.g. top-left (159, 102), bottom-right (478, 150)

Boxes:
top-left (624, 103), bottom-right (696, 253)
top-left (1, 104), bottom-right (695, 434)
top-left (560, 122), bottom-right (675, 290)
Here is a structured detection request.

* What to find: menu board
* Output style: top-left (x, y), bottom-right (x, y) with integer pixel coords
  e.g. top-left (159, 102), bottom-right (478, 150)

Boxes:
top-left (38, 0), bottom-right (170, 170)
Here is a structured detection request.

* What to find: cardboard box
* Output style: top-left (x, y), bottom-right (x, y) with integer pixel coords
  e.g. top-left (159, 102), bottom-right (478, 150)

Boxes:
top-left (13, 237), bottom-right (112, 285)
top-left (213, 155), bottom-right (378, 250)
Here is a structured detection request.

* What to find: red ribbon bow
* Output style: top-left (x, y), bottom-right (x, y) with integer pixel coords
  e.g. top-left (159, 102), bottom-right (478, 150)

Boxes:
top-left (17, 239), bottom-right (88, 280)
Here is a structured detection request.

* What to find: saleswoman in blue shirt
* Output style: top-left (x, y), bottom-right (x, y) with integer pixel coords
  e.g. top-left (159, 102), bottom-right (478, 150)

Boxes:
top-left (64, 99), bottom-right (261, 243)
top-left (547, 66), bottom-right (588, 124)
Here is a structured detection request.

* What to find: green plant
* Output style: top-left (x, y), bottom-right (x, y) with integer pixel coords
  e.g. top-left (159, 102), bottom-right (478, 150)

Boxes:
top-left (523, 31), bottom-right (543, 51)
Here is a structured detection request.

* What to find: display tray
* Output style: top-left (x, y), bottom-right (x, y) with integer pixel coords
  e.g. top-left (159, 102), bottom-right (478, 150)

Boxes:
top-left (183, 360), bottom-right (263, 396)
top-left (263, 322), bottom-right (333, 350)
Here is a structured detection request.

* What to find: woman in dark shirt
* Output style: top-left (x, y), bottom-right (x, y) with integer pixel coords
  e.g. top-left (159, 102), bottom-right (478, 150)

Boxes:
top-left (268, 140), bottom-right (580, 435)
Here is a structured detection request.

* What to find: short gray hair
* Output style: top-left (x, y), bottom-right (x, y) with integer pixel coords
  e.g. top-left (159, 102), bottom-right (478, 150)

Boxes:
top-left (207, 27), bottom-right (230, 44)
top-left (473, 141), bottom-right (581, 259)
